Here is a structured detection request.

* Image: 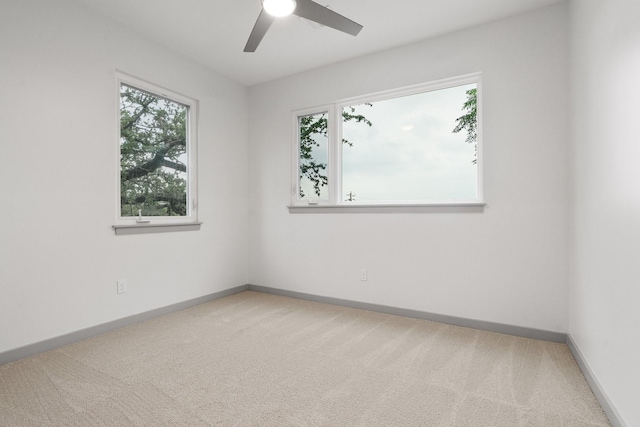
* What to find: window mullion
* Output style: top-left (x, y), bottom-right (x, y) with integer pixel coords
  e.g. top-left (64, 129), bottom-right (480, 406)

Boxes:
top-left (329, 105), bottom-right (341, 205)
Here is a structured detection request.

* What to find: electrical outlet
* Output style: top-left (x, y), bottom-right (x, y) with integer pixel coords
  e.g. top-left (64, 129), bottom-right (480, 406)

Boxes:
top-left (360, 269), bottom-right (367, 281)
top-left (117, 279), bottom-right (127, 294)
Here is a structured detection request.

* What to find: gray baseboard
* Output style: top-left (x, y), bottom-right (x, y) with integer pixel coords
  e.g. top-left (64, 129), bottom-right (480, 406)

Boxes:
top-left (248, 284), bottom-right (567, 343)
top-left (567, 334), bottom-right (626, 427)
top-left (0, 285), bottom-right (249, 366)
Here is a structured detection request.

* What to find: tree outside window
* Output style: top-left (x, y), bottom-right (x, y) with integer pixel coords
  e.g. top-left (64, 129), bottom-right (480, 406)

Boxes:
top-left (118, 79), bottom-right (196, 221)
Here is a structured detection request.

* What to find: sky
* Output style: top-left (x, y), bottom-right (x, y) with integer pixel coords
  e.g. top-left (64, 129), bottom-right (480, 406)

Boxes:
top-left (299, 83), bottom-right (478, 203)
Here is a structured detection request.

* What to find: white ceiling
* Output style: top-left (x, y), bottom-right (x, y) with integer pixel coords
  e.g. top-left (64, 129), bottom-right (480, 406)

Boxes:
top-left (71, 0), bottom-right (563, 86)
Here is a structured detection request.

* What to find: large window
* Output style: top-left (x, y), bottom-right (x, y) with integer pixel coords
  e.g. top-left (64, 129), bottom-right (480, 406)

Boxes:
top-left (292, 73), bottom-right (482, 207)
top-left (116, 73), bottom-right (198, 225)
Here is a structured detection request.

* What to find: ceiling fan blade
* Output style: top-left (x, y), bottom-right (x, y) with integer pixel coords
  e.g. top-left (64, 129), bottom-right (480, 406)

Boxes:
top-left (292, 0), bottom-right (363, 36)
top-left (244, 9), bottom-right (276, 52)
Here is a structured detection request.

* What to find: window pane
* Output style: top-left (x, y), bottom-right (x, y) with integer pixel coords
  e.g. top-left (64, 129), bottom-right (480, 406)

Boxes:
top-left (120, 84), bottom-right (189, 217)
top-left (298, 112), bottom-right (329, 201)
top-left (342, 83), bottom-right (477, 202)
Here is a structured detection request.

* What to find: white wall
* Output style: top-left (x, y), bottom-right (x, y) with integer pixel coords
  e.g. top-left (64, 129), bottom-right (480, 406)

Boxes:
top-left (248, 4), bottom-right (570, 332)
top-left (1, 0), bottom-right (636, 422)
top-left (569, 0), bottom-right (640, 425)
top-left (0, 0), bottom-right (249, 353)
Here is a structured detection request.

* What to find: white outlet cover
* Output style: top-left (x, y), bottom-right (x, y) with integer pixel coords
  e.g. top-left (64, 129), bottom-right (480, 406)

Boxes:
top-left (117, 279), bottom-right (127, 294)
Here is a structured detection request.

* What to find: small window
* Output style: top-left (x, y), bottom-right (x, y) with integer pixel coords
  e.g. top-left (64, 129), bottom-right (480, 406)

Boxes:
top-left (292, 73), bottom-right (482, 207)
top-left (116, 73), bottom-right (198, 225)
top-left (297, 110), bottom-right (330, 202)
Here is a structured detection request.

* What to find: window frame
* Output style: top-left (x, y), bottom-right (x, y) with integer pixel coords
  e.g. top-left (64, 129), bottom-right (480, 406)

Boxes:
top-left (290, 72), bottom-right (484, 209)
top-left (290, 104), bottom-right (337, 205)
top-left (115, 71), bottom-right (199, 228)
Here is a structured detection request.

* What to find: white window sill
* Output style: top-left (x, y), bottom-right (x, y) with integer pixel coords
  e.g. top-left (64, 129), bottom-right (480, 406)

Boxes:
top-left (113, 222), bottom-right (202, 235)
top-left (287, 203), bottom-right (485, 214)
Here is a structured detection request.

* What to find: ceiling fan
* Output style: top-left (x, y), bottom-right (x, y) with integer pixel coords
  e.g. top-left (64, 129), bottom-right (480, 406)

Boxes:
top-left (244, 0), bottom-right (363, 52)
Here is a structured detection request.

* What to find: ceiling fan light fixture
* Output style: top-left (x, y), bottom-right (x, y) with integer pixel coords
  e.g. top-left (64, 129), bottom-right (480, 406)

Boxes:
top-left (263, 0), bottom-right (296, 17)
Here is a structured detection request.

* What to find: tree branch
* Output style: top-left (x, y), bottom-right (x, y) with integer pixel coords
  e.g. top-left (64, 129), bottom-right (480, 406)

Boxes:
top-left (161, 159), bottom-right (186, 173)
top-left (121, 139), bottom-right (185, 181)
top-left (120, 96), bottom-right (155, 132)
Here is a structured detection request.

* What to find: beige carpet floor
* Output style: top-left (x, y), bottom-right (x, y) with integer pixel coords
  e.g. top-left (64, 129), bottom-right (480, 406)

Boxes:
top-left (0, 291), bottom-right (610, 426)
